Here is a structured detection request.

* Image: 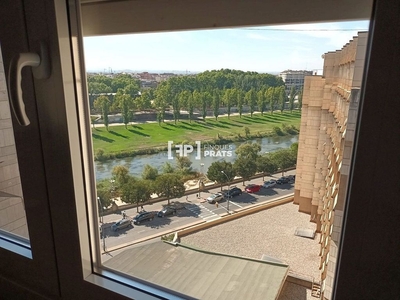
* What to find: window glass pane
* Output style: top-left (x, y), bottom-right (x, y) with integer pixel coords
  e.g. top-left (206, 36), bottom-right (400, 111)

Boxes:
top-left (83, 21), bottom-right (369, 299)
top-left (0, 46), bottom-right (29, 241)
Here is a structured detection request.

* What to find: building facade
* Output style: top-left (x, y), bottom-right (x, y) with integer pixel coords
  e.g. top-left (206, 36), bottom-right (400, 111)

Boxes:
top-left (279, 69), bottom-right (313, 94)
top-left (293, 32), bottom-right (368, 299)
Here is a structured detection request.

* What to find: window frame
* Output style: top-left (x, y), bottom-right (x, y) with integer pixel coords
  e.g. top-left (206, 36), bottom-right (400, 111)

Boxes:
top-left (2, 0), bottom-right (400, 299)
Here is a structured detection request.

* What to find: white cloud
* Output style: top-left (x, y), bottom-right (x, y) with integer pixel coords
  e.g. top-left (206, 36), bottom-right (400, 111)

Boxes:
top-left (269, 21), bottom-right (369, 48)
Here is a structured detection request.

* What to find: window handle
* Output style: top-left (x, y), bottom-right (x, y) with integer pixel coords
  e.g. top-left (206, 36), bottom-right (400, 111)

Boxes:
top-left (7, 43), bottom-right (51, 126)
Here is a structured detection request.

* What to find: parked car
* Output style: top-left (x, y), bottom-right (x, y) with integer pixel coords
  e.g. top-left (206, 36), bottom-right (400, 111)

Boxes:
top-left (263, 179), bottom-right (277, 189)
top-left (276, 176), bottom-right (290, 184)
top-left (245, 184), bottom-right (262, 193)
top-left (206, 193), bottom-right (224, 204)
top-left (157, 206), bottom-right (177, 217)
top-left (133, 211), bottom-right (157, 225)
top-left (224, 187), bottom-right (242, 198)
top-left (288, 175), bottom-right (296, 183)
top-left (111, 218), bottom-right (133, 231)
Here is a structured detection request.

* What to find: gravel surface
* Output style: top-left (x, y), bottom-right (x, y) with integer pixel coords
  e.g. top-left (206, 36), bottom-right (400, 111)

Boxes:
top-left (181, 202), bottom-right (321, 298)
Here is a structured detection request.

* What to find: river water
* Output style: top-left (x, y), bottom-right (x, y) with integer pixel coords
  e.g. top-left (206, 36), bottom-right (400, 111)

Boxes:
top-left (95, 135), bottom-right (299, 181)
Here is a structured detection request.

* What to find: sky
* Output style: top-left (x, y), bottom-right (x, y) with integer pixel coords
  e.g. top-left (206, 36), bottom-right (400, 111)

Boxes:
top-left (83, 21), bottom-right (369, 74)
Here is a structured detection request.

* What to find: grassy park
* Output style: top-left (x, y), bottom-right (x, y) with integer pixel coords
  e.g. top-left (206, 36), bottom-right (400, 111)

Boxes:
top-left (92, 111), bottom-right (301, 159)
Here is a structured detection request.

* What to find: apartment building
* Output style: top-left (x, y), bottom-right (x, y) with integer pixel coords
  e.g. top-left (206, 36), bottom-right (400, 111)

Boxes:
top-left (279, 70), bottom-right (313, 94)
top-left (294, 32), bottom-right (368, 299)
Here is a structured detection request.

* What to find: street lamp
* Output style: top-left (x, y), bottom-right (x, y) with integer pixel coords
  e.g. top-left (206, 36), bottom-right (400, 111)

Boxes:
top-left (97, 197), bottom-right (106, 252)
top-left (199, 163), bottom-right (204, 197)
top-left (221, 171), bottom-right (230, 214)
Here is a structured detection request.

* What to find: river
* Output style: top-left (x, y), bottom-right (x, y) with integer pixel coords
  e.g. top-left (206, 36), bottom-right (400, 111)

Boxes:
top-left (95, 135), bottom-right (299, 181)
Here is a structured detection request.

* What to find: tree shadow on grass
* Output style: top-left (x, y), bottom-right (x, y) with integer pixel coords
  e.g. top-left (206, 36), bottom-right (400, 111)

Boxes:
top-left (206, 121), bottom-right (230, 129)
top-left (180, 121), bottom-right (203, 130)
top-left (242, 116), bottom-right (266, 124)
top-left (234, 119), bottom-right (251, 125)
top-left (92, 133), bottom-right (114, 143)
top-left (219, 120), bottom-right (242, 128)
top-left (261, 115), bottom-right (282, 123)
top-left (264, 114), bottom-right (294, 121)
top-left (177, 123), bottom-right (201, 131)
top-left (109, 130), bottom-right (128, 139)
top-left (193, 121), bottom-right (214, 130)
top-left (128, 129), bottom-right (150, 137)
top-left (131, 124), bottom-right (144, 130)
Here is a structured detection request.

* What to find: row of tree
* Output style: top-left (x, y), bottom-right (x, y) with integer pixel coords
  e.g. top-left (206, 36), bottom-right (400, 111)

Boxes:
top-left (90, 69), bottom-right (303, 130)
top-left (96, 156), bottom-right (193, 212)
top-left (96, 142), bottom-right (298, 211)
top-left (207, 142), bottom-right (298, 187)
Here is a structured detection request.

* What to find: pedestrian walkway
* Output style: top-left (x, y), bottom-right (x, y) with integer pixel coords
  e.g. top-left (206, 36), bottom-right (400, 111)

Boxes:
top-left (185, 202), bottom-right (220, 222)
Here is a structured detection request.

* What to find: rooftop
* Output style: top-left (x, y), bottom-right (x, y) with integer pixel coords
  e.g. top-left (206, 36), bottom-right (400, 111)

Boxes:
top-left (104, 241), bottom-right (289, 300)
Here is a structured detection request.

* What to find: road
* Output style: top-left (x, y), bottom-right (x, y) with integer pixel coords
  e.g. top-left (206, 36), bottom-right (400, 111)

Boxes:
top-left (100, 171), bottom-right (295, 252)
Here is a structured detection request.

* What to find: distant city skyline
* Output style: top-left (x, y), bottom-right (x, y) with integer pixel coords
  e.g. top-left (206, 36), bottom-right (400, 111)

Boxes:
top-left (84, 20), bottom-right (369, 74)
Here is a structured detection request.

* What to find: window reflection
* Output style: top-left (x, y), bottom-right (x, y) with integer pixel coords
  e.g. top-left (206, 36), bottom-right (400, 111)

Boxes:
top-left (0, 47), bottom-right (29, 240)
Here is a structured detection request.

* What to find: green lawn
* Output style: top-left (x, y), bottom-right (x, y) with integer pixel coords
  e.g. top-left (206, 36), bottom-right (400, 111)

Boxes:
top-left (92, 111), bottom-right (301, 155)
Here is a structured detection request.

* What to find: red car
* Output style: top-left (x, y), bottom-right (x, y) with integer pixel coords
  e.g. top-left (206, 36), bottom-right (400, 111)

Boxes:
top-left (245, 184), bottom-right (262, 193)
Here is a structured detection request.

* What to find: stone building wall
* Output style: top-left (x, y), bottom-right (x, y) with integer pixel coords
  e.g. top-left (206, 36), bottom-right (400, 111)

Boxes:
top-left (293, 32), bottom-right (368, 299)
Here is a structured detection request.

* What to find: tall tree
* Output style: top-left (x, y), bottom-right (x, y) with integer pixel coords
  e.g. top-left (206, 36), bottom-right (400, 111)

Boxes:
top-left (141, 164), bottom-right (159, 180)
top-left (279, 86), bottom-right (287, 113)
top-left (87, 74), bottom-right (113, 87)
top-left (137, 90), bottom-right (153, 111)
top-left (117, 94), bottom-right (134, 128)
top-left (223, 89), bottom-right (233, 119)
top-left (154, 85), bottom-right (168, 124)
top-left (88, 82), bottom-right (112, 110)
top-left (187, 92), bottom-right (195, 123)
top-left (207, 161), bottom-right (235, 190)
top-left (171, 94), bottom-right (180, 124)
top-left (270, 148), bottom-right (297, 176)
top-left (124, 83), bottom-right (140, 98)
top-left (111, 74), bottom-right (140, 93)
top-left (112, 165), bottom-right (130, 188)
top-left (176, 156), bottom-right (193, 174)
top-left (288, 86), bottom-right (297, 113)
top-left (93, 95), bottom-right (111, 131)
top-left (234, 142), bottom-right (261, 185)
top-left (257, 88), bottom-right (266, 115)
top-left (201, 91), bottom-right (212, 120)
top-left (245, 88), bottom-right (257, 117)
top-left (237, 90), bottom-right (244, 118)
top-left (179, 90), bottom-right (194, 123)
top-left (298, 87), bottom-right (303, 110)
top-left (256, 154), bottom-right (278, 180)
top-left (96, 179), bottom-right (113, 212)
top-left (154, 174), bottom-right (185, 205)
top-left (235, 142), bottom-right (261, 160)
top-left (161, 162), bottom-right (175, 174)
top-left (192, 89), bottom-right (202, 119)
top-left (265, 87), bottom-right (275, 114)
top-left (212, 90), bottom-right (220, 120)
top-left (120, 177), bottom-right (152, 212)
top-left (273, 87), bottom-right (280, 113)
top-left (233, 158), bottom-right (257, 186)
